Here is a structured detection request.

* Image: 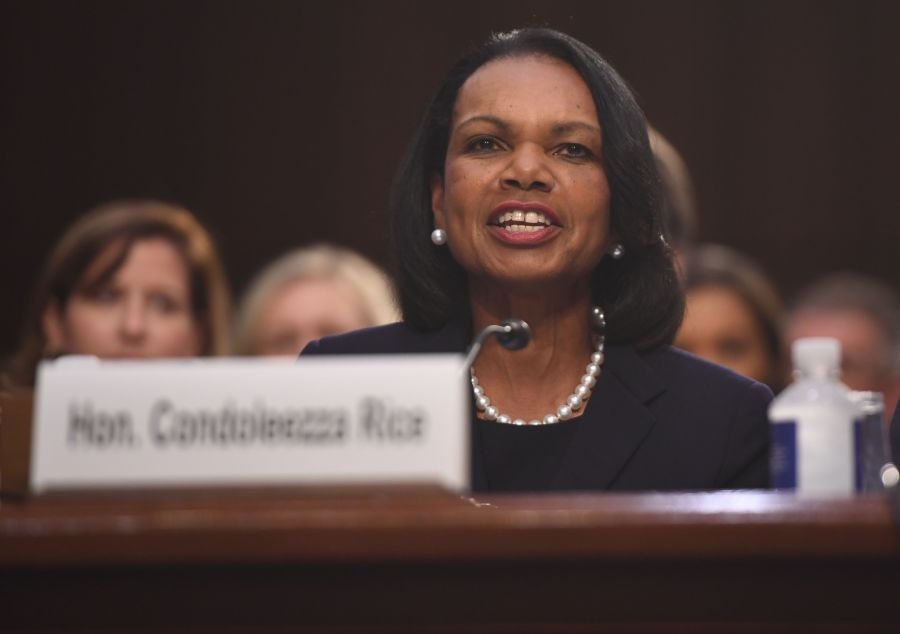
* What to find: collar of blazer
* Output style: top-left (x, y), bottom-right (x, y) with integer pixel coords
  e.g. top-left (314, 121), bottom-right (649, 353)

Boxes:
top-left (555, 345), bottom-right (667, 489)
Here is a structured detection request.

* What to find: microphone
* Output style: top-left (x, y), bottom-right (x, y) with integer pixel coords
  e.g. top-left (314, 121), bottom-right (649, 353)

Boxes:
top-left (463, 319), bottom-right (531, 371)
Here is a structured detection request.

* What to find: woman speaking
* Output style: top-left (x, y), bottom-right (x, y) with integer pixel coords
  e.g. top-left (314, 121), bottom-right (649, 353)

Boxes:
top-left (302, 28), bottom-right (770, 492)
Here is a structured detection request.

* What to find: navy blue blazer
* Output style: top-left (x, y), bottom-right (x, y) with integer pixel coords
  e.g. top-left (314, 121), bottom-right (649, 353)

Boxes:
top-left (301, 320), bottom-right (772, 492)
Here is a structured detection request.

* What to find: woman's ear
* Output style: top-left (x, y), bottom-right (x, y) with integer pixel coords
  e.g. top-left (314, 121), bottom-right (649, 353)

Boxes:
top-left (430, 172), bottom-right (446, 230)
top-left (42, 300), bottom-right (66, 354)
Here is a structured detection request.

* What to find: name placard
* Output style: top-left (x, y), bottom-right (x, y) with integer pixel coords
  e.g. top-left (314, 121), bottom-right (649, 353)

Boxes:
top-left (30, 355), bottom-right (468, 493)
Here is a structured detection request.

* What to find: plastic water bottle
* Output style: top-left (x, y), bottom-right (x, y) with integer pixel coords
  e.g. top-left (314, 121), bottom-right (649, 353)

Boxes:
top-left (847, 391), bottom-right (888, 492)
top-left (769, 338), bottom-right (860, 496)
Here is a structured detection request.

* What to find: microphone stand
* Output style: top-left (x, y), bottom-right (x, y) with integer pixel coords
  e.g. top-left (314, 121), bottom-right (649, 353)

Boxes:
top-left (463, 319), bottom-right (531, 372)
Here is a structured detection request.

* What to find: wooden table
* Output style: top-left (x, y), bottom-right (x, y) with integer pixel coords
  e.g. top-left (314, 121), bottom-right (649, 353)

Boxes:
top-left (1, 487), bottom-right (899, 633)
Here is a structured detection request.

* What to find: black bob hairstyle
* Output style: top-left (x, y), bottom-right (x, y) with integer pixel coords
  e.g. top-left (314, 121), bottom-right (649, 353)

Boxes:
top-left (390, 28), bottom-right (684, 350)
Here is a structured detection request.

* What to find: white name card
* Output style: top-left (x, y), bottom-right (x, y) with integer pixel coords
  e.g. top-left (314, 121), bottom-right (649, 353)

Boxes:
top-left (31, 355), bottom-right (468, 493)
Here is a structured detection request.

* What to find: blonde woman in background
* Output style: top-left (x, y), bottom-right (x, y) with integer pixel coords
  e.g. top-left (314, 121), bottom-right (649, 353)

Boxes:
top-left (4, 200), bottom-right (231, 387)
top-left (234, 245), bottom-right (398, 357)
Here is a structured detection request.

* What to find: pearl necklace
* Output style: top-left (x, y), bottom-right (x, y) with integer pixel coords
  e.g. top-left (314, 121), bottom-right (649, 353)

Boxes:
top-left (470, 307), bottom-right (607, 426)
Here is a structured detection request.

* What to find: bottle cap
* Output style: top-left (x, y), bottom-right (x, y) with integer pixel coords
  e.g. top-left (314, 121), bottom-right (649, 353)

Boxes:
top-left (792, 337), bottom-right (841, 375)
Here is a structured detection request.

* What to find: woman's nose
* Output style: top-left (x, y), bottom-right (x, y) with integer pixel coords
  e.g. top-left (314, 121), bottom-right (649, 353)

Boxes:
top-left (500, 144), bottom-right (554, 192)
top-left (119, 297), bottom-right (148, 342)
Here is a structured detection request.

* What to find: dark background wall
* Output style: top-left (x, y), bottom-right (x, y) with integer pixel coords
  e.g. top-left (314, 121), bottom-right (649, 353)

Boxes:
top-left (1, 0), bottom-right (898, 358)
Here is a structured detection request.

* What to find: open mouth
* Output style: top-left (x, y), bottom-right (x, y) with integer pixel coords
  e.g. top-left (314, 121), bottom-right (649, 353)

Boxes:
top-left (490, 209), bottom-right (558, 233)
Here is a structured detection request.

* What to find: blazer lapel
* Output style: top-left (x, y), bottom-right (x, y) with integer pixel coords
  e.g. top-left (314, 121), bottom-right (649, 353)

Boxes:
top-left (554, 345), bottom-right (667, 489)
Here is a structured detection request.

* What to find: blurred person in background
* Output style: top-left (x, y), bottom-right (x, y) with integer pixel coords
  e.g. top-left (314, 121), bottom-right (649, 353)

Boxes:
top-left (786, 272), bottom-right (900, 422)
top-left (233, 244), bottom-right (398, 357)
top-left (648, 127), bottom-right (698, 266)
top-left (675, 244), bottom-right (787, 392)
top-left (3, 200), bottom-right (231, 388)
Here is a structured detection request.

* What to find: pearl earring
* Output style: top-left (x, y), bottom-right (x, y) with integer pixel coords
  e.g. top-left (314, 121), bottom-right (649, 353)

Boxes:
top-left (431, 228), bottom-right (447, 245)
top-left (610, 243), bottom-right (625, 259)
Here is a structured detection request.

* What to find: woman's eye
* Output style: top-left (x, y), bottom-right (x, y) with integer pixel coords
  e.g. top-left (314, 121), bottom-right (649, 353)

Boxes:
top-left (717, 338), bottom-right (749, 359)
top-left (149, 293), bottom-right (180, 314)
top-left (557, 143), bottom-right (592, 159)
top-left (466, 137), bottom-right (501, 153)
top-left (91, 288), bottom-right (120, 304)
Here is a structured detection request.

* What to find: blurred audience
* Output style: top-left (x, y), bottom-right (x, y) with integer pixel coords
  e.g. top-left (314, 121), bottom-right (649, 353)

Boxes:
top-left (675, 244), bottom-right (787, 392)
top-left (786, 272), bottom-right (900, 422)
top-left (234, 244), bottom-right (398, 357)
top-left (3, 200), bottom-right (231, 387)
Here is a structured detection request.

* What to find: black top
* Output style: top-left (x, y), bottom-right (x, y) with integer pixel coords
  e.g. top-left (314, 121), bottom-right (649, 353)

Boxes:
top-left (301, 320), bottom-right (772, 492)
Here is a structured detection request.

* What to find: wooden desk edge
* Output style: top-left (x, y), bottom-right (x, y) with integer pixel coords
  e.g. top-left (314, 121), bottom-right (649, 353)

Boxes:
top-left (2, 490), bottom-right (899, 567)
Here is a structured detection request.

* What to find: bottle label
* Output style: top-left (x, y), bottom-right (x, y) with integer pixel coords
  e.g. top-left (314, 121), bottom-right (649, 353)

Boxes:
top-left (770, 421), bottom-right (797, 489)
top-left (769, 417), bottom-right (863, 494)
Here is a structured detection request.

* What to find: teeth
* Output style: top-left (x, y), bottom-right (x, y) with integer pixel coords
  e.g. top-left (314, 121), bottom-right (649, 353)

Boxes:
top-left (495, 209), bottom-right (551, 227)
top-left (504, 224), bottom-right (542, 233)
